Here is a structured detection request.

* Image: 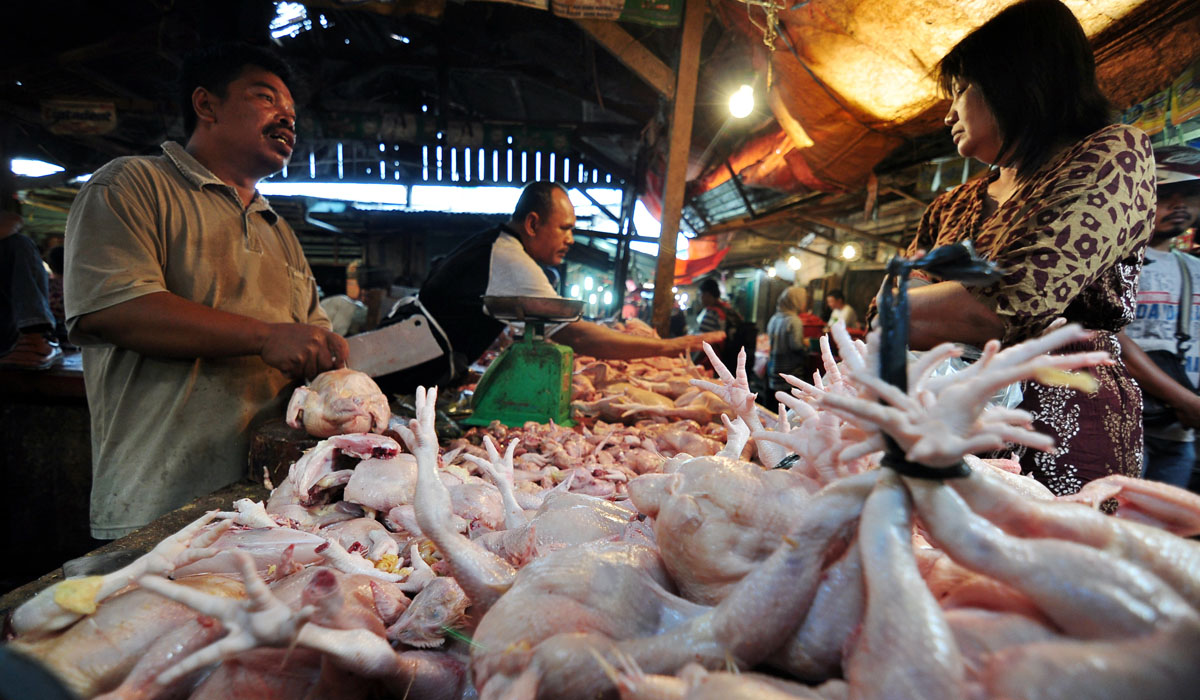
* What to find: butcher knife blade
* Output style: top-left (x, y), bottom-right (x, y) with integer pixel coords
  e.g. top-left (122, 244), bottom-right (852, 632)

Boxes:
top-left (345, 314), bottom-right (445, 378)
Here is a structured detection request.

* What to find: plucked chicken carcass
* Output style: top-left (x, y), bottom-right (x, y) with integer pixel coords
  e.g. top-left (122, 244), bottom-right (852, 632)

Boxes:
top-left (286, 368), bottom-right (391, 438)
top-left (10, 321), bottom-right (1200, 700)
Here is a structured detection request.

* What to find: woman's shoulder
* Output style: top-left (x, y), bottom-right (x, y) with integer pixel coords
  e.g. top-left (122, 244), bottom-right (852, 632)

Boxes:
top-left (1064, 123), bottom-right (1153, 166)
top-left (1029, 124), bottom-right (1153, 195)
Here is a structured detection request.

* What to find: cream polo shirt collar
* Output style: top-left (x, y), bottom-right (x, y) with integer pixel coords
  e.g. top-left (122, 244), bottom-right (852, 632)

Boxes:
top-left (160, 141), bottom-right (279, 224)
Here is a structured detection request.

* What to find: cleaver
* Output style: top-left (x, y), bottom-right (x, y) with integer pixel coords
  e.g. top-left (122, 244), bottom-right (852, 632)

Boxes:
top-left (345, 313), bottom-right (445, 378)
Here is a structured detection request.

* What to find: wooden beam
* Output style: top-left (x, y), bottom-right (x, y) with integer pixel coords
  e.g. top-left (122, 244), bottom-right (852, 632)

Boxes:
top-left (883, 186), bottom-right (929, 208)
top-left (576, 19), bottom-right (675, 101)
top-left (797, 214), bottom-right (905, 250)
top-left (650, 0), bottom-right (705, 335)
top-left (695, 206), bottom-right (806, 237)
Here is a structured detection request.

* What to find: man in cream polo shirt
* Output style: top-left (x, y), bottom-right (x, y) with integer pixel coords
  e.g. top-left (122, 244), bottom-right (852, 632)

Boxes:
top-left (64, 44), bottom-right (348, 539)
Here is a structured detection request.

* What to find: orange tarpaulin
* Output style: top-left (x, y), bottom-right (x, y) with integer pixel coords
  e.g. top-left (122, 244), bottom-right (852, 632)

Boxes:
top-left (698, 0), bottom-right (1197, 198)
top-left (674, 235), bottom-right (731, 284)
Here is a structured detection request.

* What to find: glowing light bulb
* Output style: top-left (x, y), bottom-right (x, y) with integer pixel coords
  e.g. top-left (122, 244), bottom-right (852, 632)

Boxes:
top-left (842, 243), bottom-right (859, 260)
top-left (588, 293), bottom-right (598, 305)
top-left (584, 277), bottom-right (595, 291)
top-left (729, 84), bottom-right (754, 119)
top-left (787, 255), bottom-right (802, 270)
top-left (570, 284), bottom-right (581, 299)
top-left (766, 267), bottom-right (777, 278)
top-left (602, 290), bottom-right (613, 305)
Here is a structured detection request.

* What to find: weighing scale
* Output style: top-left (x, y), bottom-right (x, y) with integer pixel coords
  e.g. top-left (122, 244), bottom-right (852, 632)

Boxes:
top-left (462, 296), bottom-right (583, 427)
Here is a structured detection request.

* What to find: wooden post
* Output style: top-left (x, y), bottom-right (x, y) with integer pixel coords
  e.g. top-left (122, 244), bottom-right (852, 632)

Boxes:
top-left (651, 0), bottom-right (706, 336)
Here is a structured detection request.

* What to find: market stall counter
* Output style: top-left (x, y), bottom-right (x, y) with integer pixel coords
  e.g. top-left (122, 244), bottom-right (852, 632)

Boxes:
top-left (0, 349), bottom-right (93, 595)
top-left (0, 479), bottom-right (268, 616)
top-left (5, 327), bottom-right (1200, 698)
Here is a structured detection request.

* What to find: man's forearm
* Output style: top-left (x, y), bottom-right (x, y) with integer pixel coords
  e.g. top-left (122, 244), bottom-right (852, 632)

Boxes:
top-left (905, 281), bottom-right (1004, 350)
top-left (74, 291), bottom-right (270, 359)
top-left (1117, 331), bottom-right (1196, 406)
top-left (553, 320), bottom-right (705, 360)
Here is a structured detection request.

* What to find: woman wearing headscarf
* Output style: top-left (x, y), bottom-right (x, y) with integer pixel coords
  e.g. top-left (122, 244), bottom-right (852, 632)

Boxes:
top-left (900, 0), bottom-right (1156, 494)
top-left (766, 287), bottom-right (821, 396)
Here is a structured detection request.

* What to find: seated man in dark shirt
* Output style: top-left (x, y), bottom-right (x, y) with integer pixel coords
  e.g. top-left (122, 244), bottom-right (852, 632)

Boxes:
top-left (377, 181), bottom-right (723, 394)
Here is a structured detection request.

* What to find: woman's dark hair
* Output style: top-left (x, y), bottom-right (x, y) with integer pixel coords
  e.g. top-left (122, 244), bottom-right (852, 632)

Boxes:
top-left (178, 43), bottom-right (295, 137)
top-left (512, 181), bottom-right (567, 222)
top-left (936, 0), bottom-right (1112, 176)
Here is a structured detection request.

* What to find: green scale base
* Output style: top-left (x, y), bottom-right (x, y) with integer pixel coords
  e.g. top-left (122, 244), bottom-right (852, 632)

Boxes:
top-left (462, 327), bottom-right (574, 428)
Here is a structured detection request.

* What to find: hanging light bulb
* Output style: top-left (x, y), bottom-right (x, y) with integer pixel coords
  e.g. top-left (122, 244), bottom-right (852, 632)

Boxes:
top-left (766, 266), bottom-right (778, 278)
top-left (602, 290), bottom-right (613, 305)
top-left (584, 276), bottom-right (595, 291)
top-left (787, 255), bottom-right (802, 270)
top-left (729, 84), bottom-right (754, 119)
top-left (842, 243), bottom-right (859, 260)
top-left (569, 284), bottom-right (581, 299)
top-left (588, 293), bottom-right (598, 305)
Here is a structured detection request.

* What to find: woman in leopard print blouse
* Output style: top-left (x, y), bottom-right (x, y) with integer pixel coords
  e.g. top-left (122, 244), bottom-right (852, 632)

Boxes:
top-left (901, 0), bottom-right (1156, 494)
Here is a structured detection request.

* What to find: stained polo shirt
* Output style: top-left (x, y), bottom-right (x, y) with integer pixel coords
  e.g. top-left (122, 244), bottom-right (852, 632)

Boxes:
top-left (64, 141), bottom-right (329, 538)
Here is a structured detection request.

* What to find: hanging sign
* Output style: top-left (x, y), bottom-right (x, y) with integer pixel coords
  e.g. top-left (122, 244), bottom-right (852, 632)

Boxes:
top-left (1171, 61), bottom-right (1200, 126)
top-left (1125, 90), bottom-right (1169, 136)
top-left (41, 100), bottom-right (117, 135)
top-left (477, 0), bottom-right (679, 25)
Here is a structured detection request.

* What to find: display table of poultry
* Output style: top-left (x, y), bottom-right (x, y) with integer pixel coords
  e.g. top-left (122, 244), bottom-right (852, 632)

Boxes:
top-left (5, 322), bottom-right (1200, 699)
top-left (0, 479), bottom-right (268, 615)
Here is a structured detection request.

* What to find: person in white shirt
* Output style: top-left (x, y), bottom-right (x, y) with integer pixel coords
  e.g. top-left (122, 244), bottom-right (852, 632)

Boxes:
top-left (825, 290), bottom-right (859, 330)
top-left (375, 182), bottom-right (723, 394)
top-left (1119, 168), bottom-right (1200, 488)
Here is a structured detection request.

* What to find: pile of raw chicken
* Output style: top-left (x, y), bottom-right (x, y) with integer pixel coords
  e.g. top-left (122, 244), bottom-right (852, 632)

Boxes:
top-left (7, 323), bottom-right (1200, 700)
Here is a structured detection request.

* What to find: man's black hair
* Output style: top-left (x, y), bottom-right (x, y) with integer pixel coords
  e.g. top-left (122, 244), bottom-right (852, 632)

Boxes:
top-left (1159, 179), bottom-right (1200, 199)
top-left (512, 181), bottom-right (567, 223)
top-left (935, 0), bottom-right (1111, 177)
top-left (699, 278), bottom-right (721, 298)
top-left (827, 289), bottom-right (845, 301)
top-left (178, 43), bottom-right (295, 137)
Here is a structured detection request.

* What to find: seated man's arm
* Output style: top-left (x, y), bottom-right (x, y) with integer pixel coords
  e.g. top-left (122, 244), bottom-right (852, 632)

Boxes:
top-left (76, 291), bottom-right (348, 380)
top-left (552, 320), bottom-right (724, 360)
top-left (1117, 331), bottom-right (1200, 429)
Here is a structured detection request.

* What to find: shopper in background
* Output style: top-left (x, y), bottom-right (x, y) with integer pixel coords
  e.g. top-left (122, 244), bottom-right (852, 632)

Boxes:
top-left (0, 210), bottom-right (61, 370)
top-left (766, 286), bottom-right (821, 396)
top-left (825, 289), bottom-right (859, 330)
top-left (896, 0), bottom-right (1156, 495)
top-left (1119, 169), bottom-right (1200, 488)
top-left (695, 276), bottom-right (755, 371)
top-left (696, 277), bottom-right (732, 335)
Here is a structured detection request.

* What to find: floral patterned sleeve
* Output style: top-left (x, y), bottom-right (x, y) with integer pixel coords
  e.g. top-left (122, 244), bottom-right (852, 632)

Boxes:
top-left (969, 125), bottom-right (1156, 343)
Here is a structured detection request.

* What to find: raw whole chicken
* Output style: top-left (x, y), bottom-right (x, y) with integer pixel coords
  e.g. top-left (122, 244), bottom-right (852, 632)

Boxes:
top-left (11, 319), bottom-right (1200, 700)
top-left (286, 368), bottom-right (391, 438)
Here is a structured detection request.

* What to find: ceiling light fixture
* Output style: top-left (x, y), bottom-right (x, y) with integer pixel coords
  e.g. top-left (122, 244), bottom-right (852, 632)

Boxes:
top-left (787, 255), bottom-right (802, 270)
top-left (729, 84), bottom-right (755, 119)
